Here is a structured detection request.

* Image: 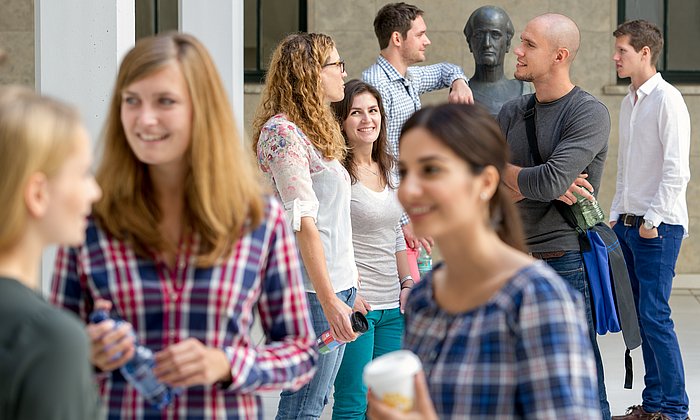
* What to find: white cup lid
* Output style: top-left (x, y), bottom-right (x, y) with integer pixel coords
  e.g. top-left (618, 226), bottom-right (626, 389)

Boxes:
top-left (363, 350), bottom-right (422, 385)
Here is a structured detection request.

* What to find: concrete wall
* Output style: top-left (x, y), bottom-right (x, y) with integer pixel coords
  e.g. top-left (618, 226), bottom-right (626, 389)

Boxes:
top-left (0, 0), bottom-right (34, 86)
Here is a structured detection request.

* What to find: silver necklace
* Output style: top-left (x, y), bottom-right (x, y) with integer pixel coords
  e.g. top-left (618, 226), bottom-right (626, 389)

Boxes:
top-left (358, 165), bottom-right (379, 177)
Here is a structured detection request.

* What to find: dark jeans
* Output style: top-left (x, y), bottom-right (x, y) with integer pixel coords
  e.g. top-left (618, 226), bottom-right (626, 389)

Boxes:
top-left (543, 250), bottom-right (611, 420)
top-left (613, 222), bottom-right (688, 420)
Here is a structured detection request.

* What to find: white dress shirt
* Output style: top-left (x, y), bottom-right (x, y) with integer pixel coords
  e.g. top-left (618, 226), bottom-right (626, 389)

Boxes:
top-left (609, 72), bottom-right (691, 236)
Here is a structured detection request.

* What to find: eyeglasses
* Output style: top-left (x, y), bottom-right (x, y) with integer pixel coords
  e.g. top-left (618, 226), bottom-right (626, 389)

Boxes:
top-left (323, 60), bottom-right (345, 73)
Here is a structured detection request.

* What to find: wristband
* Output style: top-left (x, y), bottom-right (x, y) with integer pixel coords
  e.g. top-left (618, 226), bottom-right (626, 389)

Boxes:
top-left (399, 275), bottom-right (413, 285)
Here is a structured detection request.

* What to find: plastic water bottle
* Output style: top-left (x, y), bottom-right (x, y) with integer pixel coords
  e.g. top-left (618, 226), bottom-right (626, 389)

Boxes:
top-left (417, 245), bottom-right (432, 279)
top-left (89, 310), bottom-right (180, 410)
top-left (316, 311), bottom-right (369, 354)
top-left (573, 189), bottom-right (605, 228)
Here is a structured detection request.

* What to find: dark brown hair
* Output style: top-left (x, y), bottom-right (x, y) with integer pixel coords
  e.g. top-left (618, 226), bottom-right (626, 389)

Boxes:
top-left (373, 2), bottom-right (424, 50)
top-left (332, 79), bottom-right (395, 188)
top-left (613, 19), bottom-right (664, 67)
top-left (400, 103), bottom-right (526, 252)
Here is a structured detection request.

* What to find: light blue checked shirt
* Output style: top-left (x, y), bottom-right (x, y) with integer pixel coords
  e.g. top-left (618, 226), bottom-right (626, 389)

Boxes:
top-left (362, 55), bottom-right (468, 159)
top-left (362, 55), bottom-right (467, 225)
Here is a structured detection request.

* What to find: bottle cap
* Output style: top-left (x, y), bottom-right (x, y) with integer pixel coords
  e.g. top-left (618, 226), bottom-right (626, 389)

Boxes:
top-left (350, 311), bottom-right (369, 333)
top-left (89, 310), bottom-right (110, 324)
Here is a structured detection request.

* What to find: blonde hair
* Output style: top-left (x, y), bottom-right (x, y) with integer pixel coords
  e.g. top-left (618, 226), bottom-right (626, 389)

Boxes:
top-left (95, 32), bottom-right (263, 266)
top-left (252, 32), bottom-right (345, 160)
top-left (0, 86), bottom-right (82, 251)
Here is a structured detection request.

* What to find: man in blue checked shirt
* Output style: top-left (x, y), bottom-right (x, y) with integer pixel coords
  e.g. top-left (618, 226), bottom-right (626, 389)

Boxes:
top-left (363, 2), bottom-right (473, 255)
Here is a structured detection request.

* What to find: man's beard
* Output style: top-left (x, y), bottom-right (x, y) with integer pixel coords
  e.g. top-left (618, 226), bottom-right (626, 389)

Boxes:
top-left (515, 71), bottom-right (534, 82)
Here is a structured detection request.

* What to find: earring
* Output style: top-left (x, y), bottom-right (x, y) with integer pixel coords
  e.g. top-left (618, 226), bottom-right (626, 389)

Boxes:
top-left (480, 192), bottom-right (489, 201)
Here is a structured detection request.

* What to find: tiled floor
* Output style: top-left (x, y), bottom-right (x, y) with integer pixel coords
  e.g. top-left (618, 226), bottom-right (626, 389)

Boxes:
top-left (259, 278), bottom-right (700, 419)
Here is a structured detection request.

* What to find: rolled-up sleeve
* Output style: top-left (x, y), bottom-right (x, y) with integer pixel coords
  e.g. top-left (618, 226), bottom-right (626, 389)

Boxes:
top-left (257, 123), bottom-right (320, 231)
top-left (411, 63), bottom-right (467, 95)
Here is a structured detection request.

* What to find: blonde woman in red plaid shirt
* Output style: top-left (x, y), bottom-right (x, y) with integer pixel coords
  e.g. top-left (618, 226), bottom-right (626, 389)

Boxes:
top-left (50, 33), bottom-right (317, 419)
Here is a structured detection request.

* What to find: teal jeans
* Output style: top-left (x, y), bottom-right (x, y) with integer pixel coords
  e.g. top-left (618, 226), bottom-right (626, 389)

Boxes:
top-left (331, 308), bottom-right (404, 419)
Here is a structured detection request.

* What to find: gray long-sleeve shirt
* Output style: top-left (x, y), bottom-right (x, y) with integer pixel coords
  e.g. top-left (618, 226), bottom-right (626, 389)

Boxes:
top-left (498, 87), bottom-right (610, 252)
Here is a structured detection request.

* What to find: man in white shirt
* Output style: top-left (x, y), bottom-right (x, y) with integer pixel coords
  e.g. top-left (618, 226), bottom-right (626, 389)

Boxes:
top-left (610, 19), bottom-right (690, 420)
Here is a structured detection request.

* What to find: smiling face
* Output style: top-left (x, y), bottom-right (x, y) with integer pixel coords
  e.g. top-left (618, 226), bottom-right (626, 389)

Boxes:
top-left (400, 15), bottom-right (431, 65)
top-left (120, 60), bottom-right (193, 173)
top-left (342, 92), bottom-right (382, 149)
top-left (41, 127), bottom-right (102, 245)
top-left (398, 127), bottom-right (483, 239)
top-left (321, 47), bottom-right (347, 103)
top-left (513, 18), bottom-right (555, 83)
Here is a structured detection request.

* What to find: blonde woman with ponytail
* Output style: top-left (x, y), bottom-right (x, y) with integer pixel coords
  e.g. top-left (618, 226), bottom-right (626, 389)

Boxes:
top-left (0, 86), bottom-right (102, 419)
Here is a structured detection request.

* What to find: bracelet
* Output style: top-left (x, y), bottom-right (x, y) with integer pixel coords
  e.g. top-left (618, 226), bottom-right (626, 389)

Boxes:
top-left (399, 275), bottom-right (413, 286)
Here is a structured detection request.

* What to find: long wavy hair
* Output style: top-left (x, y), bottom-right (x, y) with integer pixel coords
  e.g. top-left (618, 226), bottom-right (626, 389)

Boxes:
top-left (0, 86), bottom-right (82, 251)
top-left (95, 32), bottom-right (263, 266)
top-left (331, 79), bottom-right (395, 189)
top-left (251, 32), bottom-right (345, 161)
top-left (400, 104), bottom-right (526, 252)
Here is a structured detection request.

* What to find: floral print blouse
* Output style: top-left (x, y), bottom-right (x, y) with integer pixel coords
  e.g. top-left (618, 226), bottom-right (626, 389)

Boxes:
top-left (256, 114), bottom-right (357, 293)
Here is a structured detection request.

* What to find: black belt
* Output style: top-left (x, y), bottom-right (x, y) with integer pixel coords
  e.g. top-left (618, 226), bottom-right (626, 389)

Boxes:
top-left (530, 250), bottom-right (566, 260)
top-left (619, 214), bottom-right (644, 227)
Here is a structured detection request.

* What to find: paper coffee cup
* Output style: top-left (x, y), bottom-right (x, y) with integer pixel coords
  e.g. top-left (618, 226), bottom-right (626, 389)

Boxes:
top-left (363, 350), bottom-right (423, 412)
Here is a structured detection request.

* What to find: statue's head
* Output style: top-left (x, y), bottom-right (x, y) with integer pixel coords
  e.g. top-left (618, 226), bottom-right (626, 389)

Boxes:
top-left (464, 6), bottom-right (514, 68)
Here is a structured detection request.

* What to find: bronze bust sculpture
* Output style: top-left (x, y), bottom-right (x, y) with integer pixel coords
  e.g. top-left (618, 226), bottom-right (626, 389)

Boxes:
top-left (464, 6), bottom-right (534, 116)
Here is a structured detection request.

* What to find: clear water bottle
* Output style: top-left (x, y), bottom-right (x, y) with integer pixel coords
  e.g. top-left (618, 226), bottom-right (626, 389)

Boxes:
top-left (89, 310), bottom-right (180, 410)
top-left (316, 311), bottom-right (369, 354)
top-left (573, 189), bottom-right (605, 228)
top-left (417, 245), bottom-right (432, 279)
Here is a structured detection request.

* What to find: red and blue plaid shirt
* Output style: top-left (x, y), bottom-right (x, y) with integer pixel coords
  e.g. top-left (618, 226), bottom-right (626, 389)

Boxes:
top-left (50, 196), bottom-right (317, 419)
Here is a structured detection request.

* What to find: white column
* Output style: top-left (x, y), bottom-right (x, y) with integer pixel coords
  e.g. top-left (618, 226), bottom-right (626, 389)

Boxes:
top-left (179, 0), bottom-right (245, 137)
top-left (35, 0), bottom-right (135, 294)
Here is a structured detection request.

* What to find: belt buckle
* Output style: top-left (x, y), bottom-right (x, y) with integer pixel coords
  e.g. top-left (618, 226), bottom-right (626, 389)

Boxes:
top-left (622, 214), bottom-right (635, 227)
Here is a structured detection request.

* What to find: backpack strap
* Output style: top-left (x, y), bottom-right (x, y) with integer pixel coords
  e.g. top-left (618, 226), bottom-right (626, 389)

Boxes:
top-left (523, 95), bottom-right (542, 165)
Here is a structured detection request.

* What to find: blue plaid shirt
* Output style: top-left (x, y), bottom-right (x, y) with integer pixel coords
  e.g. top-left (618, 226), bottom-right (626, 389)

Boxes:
top-left (404, 262), bottom-right (601, 419)
top-left (362, 56), bottom-right (467, 225)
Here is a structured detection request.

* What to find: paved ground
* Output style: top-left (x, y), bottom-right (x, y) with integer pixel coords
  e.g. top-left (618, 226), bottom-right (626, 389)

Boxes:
top-left (258, 276), bottom-right (700, 419)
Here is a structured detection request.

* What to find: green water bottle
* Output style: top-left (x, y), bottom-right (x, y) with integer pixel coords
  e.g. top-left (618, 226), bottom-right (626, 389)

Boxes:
top-left (417, 245), bottom-right (432, 279)
top-left (573, 188), bottom-right (605, 228)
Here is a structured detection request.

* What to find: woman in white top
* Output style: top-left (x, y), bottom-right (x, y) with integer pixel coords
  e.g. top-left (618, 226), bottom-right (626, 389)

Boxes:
top-left (252, 32), bottom-right (358, 419)
top-left (330, 79), bottom-right (413, 419)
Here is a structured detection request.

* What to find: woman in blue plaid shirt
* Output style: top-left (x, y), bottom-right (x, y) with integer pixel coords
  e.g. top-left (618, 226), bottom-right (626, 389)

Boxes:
top-left (368, 103), bottom-right (601, 419)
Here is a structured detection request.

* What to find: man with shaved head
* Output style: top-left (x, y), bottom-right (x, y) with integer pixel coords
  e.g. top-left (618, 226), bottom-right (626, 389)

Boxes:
top-left (497, 13), bottom-right (612, 419)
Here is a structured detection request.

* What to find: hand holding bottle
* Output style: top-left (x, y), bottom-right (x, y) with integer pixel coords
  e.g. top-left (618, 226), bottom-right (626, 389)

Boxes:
top-left (86, 299), bottom-right (135, 372)
top-left (557, 173), bottom-right (594, 205)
